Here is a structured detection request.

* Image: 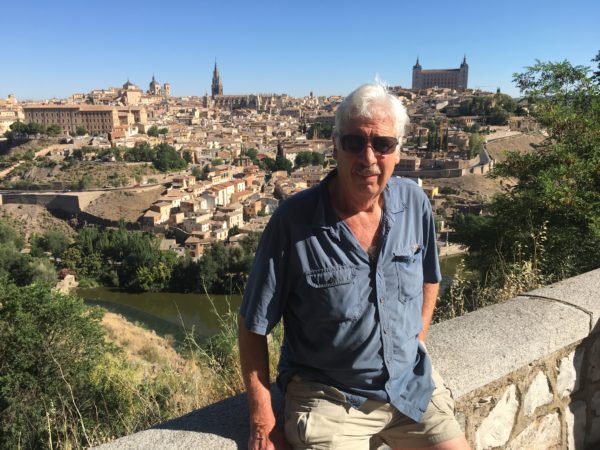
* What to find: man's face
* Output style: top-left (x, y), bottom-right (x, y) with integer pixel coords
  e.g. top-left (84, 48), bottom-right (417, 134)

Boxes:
top-left (333, 109), bottom-right (400, 204)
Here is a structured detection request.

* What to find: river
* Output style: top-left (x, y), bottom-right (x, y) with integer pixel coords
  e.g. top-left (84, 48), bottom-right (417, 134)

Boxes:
top-left (81, 254), bottom-right (465, 339)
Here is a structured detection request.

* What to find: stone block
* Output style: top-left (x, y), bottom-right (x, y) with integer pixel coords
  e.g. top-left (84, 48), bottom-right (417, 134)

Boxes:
top-left (505, 412), bottom-right (560, 450)
top-left (566, 400), bottom-right (586, 450)
top-left (523, 371), bottom-right (553, 416)
top-left (556, 349), bottom-right (585, 397)
top-left (475, 385), bottom-right (518, 450)
top-left (428, 296), bottom-right (589, 399)
top-left (526, 268), bottom-right (600, 329)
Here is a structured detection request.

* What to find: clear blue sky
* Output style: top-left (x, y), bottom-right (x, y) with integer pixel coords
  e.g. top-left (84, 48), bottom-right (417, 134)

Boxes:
top-left (2, 0), bottom-right (598, 100)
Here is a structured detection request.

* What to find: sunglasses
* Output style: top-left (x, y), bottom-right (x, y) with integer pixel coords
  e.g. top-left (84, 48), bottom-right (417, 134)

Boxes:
top-left (339, 134), bottom-right (399, 155)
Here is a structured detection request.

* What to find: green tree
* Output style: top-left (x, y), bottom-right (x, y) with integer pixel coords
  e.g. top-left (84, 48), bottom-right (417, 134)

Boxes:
top-left (452, 54), bottom-right (600, 283)
top-left (467, 133), bottom-right (485, 159)
top-left (294, 151), bottom-right (311, 168)
top-left (487, 106), bottom-right (510, 125)
top-left (125, 142), bottom-right (155, 162)
top-left (459, 94), bottom-right (516, 125)
top-left (72, 148), bottom-right (84, 160)
top-left (307, 122), bottom-right (333, 139)
top-left (153, 143), bottom-right (187, 172)
top-left (242, 148), bottom-right (259, 163)
top-left (495, 93), bottom-right (517, 113)
top-left (31, 230), bottom-right (71, 258)
top-left (260, 155), bottom-right (292, 174)
top-left (46, 124), bottom-right (61, 136)
top-left (0, 281), bottom-right (128, 448)
top-left (78, 174), bottom-right (93, 190)
top-left (0, 219), bottom-right (23, 249)
top-left (147, 125), bottom-right (160, 137)
top-left (75, 125), bottom-right (88, 136)
top-left (191, 165), bottom-right (203, 179)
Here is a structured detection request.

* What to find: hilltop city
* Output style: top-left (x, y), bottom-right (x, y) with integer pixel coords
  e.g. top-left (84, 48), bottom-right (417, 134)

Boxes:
top-left (1, 48), bottom-right (598, 450)
top-left (0, 58), bottom-right (541, 266)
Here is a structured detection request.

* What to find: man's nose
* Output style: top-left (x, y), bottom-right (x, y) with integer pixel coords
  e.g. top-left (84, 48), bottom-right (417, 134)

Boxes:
top-left (359, 141), bottom-right (378, 164)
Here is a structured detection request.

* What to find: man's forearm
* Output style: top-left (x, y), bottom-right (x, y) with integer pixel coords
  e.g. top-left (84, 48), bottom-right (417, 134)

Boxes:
top-left (419, 282), bottom-right (439, 342)
top-left (238, 316), bottom-right (276, 428)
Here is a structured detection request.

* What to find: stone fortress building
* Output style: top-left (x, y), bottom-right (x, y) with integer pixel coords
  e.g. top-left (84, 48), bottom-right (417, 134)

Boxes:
top-left (412, 56), bottom-right (468, 90)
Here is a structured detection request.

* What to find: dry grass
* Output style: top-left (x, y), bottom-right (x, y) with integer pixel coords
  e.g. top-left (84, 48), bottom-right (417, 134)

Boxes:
top-left (486, 132), bottom-right (545, 162)
top-left (100, 312), bottom-right (233, 415)
top-left (83, 186), bottom-right (165, 222)
top-left (102, 312), bottom-right (183, 369)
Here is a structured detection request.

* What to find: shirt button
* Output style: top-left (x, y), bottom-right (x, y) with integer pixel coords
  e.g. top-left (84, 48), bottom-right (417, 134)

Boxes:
top-left (383, 329), bottom-right (388, 334)
top-left (379, 298), bottom-right (384, 304)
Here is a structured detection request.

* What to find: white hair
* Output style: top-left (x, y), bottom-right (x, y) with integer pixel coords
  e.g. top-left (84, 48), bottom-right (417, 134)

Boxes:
top-left (334, 83), bottom-right (409, 138)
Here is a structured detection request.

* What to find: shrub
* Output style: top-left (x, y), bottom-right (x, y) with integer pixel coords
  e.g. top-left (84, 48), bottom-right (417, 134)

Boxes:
top-left (0, 282), bottom-right (116, 448)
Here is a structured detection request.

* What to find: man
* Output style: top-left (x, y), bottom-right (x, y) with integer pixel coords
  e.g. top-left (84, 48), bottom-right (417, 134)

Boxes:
top-left (239, 84), bottom-right (470, 450)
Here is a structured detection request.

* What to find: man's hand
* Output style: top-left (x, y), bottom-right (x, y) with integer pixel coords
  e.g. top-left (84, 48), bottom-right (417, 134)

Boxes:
top-left (248, 422), bottom-right (290, 450)
top-left (239, 317), bottom-right (291, 450)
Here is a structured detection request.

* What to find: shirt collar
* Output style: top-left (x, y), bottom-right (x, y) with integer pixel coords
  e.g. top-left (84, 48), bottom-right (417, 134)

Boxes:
top-left (312, 170), bottom-right (405, 230)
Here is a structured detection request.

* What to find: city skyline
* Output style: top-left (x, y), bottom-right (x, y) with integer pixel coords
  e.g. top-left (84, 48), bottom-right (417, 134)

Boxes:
top-left (2, 0), bottom-right (598, 100)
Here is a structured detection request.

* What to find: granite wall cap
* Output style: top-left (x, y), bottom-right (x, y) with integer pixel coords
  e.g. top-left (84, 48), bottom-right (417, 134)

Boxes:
top-left (427, 295), bottom-right (589, 399)
top-left (93, 386), bottom-right (283, 450)
top-left (526, 268), bottom-right (600, 331)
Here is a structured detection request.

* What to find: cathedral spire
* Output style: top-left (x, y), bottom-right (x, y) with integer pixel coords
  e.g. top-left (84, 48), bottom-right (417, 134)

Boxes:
top-left (211, 60), bottom-right (223, 97)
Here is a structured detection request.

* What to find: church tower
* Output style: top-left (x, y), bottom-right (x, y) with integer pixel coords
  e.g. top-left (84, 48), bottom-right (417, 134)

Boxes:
top-left (211, 61), bottom-right (223, 98)
top-left (149, 75), bottom-right (161, 95)
top-left (412, 57), bottom-right (422, 90)
top-left (458, 55), bottom-right (469, 90)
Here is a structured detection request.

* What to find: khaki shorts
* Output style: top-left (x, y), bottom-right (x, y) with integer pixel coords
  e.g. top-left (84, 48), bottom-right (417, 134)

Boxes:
top-left (284, 369), bottom-right (463, 449)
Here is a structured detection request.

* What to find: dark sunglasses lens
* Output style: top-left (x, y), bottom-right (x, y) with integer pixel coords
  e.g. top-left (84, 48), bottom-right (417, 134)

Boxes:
top-left (341, 135), bottom-right (366, 153)
top-left (372, 137), bottom-right (398, 154)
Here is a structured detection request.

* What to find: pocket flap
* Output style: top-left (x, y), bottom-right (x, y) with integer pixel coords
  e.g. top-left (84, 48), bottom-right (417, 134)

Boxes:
top-left (305, 266), bottom-right (355, 288)
top-left (393, 244), bottom-right (422, 262)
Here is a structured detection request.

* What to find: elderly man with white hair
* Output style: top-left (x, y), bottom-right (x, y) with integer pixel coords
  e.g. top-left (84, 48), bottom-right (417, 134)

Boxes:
top-left (239, 84), bottom-right (470, 450)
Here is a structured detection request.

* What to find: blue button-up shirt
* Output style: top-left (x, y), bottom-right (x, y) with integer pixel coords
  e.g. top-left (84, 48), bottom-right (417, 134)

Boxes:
top-left (241, 170), bottom-right (441, 422)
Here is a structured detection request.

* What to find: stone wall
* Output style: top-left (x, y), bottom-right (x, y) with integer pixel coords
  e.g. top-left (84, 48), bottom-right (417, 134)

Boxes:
top-left (95, 269), bottom-right (600, 450)
top-left (1, 192), bottom-right (82, 213)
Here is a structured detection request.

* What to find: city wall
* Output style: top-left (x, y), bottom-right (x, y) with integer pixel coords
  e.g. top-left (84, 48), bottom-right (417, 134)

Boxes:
top-left (95, 268), bottom-right (600, 450)
top-left (0, 191), bottom-right (104, 213)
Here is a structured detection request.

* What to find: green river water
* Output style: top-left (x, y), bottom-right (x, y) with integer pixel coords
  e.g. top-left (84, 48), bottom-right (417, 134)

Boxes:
top-left (81, 254), bottom-right (464, 339)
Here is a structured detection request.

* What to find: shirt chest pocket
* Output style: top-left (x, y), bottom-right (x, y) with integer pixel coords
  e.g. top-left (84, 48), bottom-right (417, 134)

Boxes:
top-left (392, 245), bottom-right (424, 302)
top-left (301, 265), bottom-right (360, 321)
